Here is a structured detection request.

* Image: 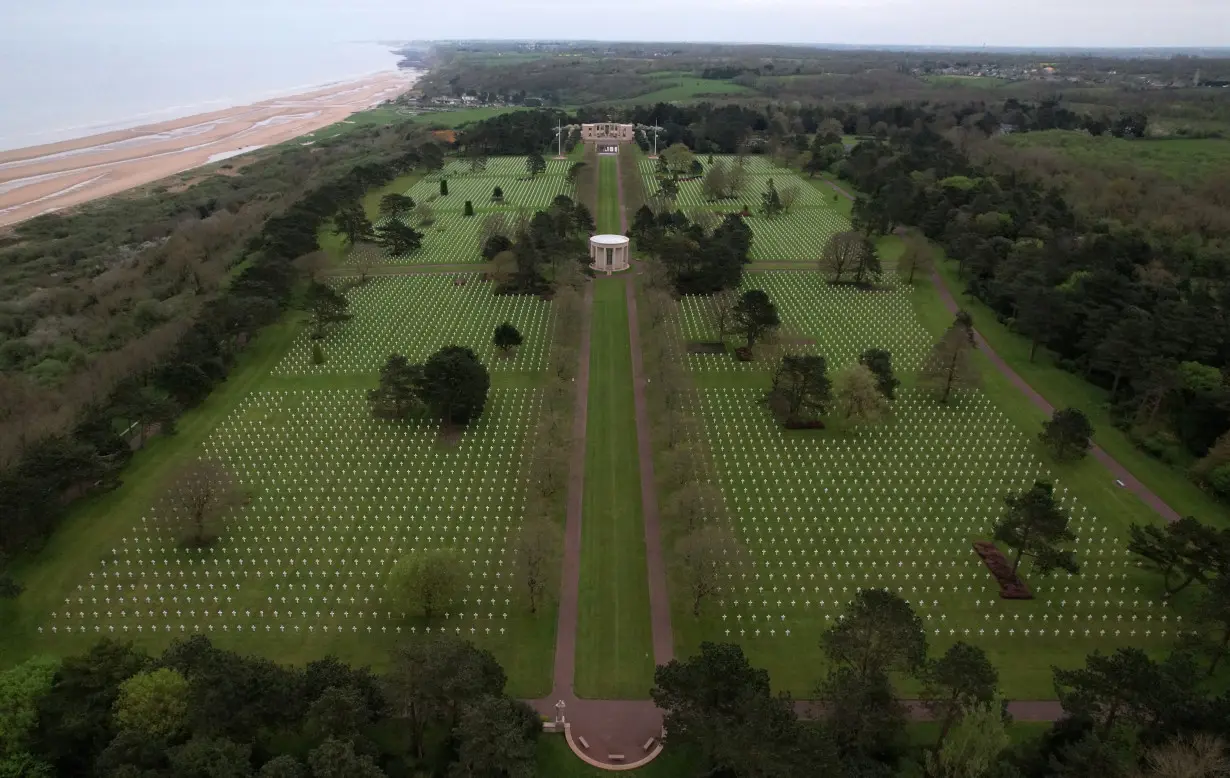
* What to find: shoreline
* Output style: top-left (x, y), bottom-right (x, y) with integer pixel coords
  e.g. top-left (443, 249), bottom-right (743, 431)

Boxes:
top-left (0, 69), bottom-right (421, 228)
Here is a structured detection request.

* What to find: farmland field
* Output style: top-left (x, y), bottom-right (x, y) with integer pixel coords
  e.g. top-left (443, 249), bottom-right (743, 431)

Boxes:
top-left (609, 77), bottom-right (756, 104)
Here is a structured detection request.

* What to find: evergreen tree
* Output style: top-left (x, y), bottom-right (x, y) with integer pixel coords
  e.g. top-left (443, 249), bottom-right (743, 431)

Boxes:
top-left (1040, 407), bottom-right (1095, 461)
top-left (919, 311), bottom-right (979, 403)
top-left (493, 322), bottom-right (523, 354)
top-left (761, 177), bottom-right (784, 217)
top-left (859, 348), bottom-right (900, 400)
top-left (732, 289), bottom-right (781, 349)
top-left (993, 480), bottom-right (1080, 577)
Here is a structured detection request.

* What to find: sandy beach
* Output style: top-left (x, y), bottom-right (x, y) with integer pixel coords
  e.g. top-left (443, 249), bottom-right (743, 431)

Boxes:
top-left (0, 70), bottom-right (419, 227)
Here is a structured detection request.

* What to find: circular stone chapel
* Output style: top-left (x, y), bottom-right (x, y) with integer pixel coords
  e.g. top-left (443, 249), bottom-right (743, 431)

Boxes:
top-left (589, 234), bottom-right (631, 274)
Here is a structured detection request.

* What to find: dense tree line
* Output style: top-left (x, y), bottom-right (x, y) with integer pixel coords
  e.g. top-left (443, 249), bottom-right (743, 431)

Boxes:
top-left (843, 126), bottom-right (1230, 498)
top-left (456, 110), bottom-right (572, 156)
top-left (0, 129), bottom-right (447, 584)
top-left (487, 194), bottom-right (594, 295)
top-left (655, 591), bottom-right (1230, 777)
top-left (630, 205), bottom-right (752, 294)
top-left (0, 636), bottom-right (539, 777)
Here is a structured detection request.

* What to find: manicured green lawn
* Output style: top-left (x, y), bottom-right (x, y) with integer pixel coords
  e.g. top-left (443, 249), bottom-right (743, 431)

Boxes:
top-left (932, 258), bottom-right (1230, 527)
top-left (575, 279), bottom-right (655, 698)
top-left (0, 315), bottom-right (304, 669)
top-left (317, 172), bottom-right (422, 262)
top-left (597, 155), bottom-right (621, 234)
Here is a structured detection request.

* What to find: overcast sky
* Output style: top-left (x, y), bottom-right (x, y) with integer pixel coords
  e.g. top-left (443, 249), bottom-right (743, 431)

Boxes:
top-left (8, 0), bottom-right (1228, 48)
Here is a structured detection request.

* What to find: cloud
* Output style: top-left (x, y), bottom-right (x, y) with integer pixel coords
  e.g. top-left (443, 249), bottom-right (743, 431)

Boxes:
top-left (6, 0), bottom-right (1229, 47)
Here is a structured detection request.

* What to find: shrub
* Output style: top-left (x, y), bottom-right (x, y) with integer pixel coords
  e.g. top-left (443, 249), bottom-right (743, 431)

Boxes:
top-left (312, 343), bottom-right (325, 364)
top-left (1209, 464), bottom-right (1230, 498)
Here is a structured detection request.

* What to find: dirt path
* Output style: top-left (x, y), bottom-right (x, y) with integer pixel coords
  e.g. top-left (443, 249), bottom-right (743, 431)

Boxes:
top-left (319, 262), bottom-right (487, 278)
top-left (549, 283), bottom-right (593, 703)
top-left (624, 279), bottom-right (674, 667)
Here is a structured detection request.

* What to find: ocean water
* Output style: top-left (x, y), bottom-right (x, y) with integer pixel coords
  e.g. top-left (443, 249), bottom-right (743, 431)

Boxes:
top-left (0, 38), bottom-right (401, 151)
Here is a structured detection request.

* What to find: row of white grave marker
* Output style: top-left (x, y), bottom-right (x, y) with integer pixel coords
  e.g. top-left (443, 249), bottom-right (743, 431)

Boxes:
top-left (45, 389), bottom-right (543, 639)
top-left (689, 387), bottom-right (1174, 646)
top-left (273, 275), bottom-right (553, 375)
top-left (680, 272), bottom-right (933, 373)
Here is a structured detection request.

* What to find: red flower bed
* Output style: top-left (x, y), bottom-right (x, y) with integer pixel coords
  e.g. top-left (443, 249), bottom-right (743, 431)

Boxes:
top-left (972, 541), bottom-right (1033, 600)
top-left (734, 347), bottom-right (754, 361)
top-left (785, 419), bottom-right (826, 430)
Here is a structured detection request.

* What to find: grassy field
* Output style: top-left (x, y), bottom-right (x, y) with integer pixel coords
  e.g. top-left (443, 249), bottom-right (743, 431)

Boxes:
top-left (317, 171), bottom-right (421, 262)
top-left (309, 105), bottom-right (526, 141)
top-left (2, 272), bottom-right (560, 697)
top-left (575, 279), bottom-right (656, 698)
top-left (669, 250), bottom-right (1189, 698)
top-left (925, 75), bottom-right (1012, 89)
top-left (997, 130), bottom-right (1230, 183)
top-left (274, 275), bottom-right (554, 375)
top-left (609, 78), bottom-right (756, 105)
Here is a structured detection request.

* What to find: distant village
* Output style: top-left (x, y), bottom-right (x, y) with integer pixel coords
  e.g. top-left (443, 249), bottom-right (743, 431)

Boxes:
top-left (915, 62), bottom-right (1228, 89)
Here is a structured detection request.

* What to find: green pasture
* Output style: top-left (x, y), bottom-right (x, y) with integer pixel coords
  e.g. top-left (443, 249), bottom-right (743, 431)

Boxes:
top-left (925, 75), bottom-right (1012, 88)
top-left (608, 78), bottom-right (756, 105)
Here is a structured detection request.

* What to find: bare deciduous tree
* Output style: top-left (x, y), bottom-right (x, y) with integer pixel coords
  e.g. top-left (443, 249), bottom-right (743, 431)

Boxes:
top-left (819, 231), bottom-right (866, 284)
top-left (159, 459), bottom-right (245, 547)
top-left (676, 525), bottom-right (738, 616)
top-left (833, 363), bottom-right (891, 424)
top-left (515, 518), bottom-right (562, 614)
top-left (665, 481), bottom-right (724, 531)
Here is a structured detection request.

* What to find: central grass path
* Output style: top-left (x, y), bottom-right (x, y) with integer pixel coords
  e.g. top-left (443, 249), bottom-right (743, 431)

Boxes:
top-left (573, 153), bottom-right (656, 698)
top-left (597, 155), bottom-right (621, 234)
top-left (574, 278), bottom-right (656, 698)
